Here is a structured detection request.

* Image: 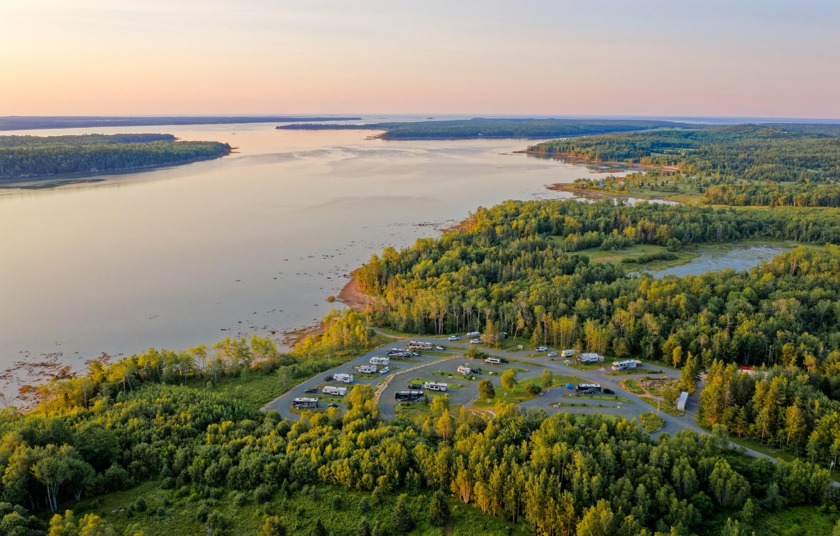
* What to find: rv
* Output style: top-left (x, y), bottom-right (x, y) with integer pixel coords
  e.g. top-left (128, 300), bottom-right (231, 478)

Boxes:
top-left (292, 397), bottom-right (319, 409)
top-left (423, 382), bottom-right (449, 392)
top-left (322, 386), bottom-right (348, 396)
top-left (456, 365), bottom-right (472, 375)
top-left (408, 341), bottom-right (434, 351)
top-left (561, 349), bottom-right (577, 358)
top-left (395, 390), bottom-right (425, 402)
top-left (611, 360), bottom-right (641, 371)
top-left (576, 383), bottom-right (602, 394)
top-left (580, 353), bottom-right (604, 363)
top-left (388, 351), bottom-right (412, 358)
top-left (333, 373), bottom-right (354, 384)
top-left (484, 357), bottom-right (501, 365)
top-left (370, 356), bottom-right (390, 365)
top-left (466, 331), bottom-right (481, 338)
top-left (355, 364), bottom-right (378, 374)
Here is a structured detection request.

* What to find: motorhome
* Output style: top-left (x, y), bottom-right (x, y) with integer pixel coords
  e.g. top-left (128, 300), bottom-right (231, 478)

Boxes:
top-left (484, 357), bottom-right (501, 365)
top-left (561, 349), bottom-right (577, 358)
top-left (395, 390), bottom-right (425, 402)
top-left (322, 386), bottom-right (348, 396)
top-left (580, 353), bottom-right (604, 363)
top-left (576, 383), bottom-right (602, 393)
top-left (456, 365), bottom-right (472, 375)
top-left (333, 373), bottom-right (354, 384)
top-left (355, 364), bottom-right (377, 374)
top-left (407, 341), bottom-right (433, 351)
top-left (611, 359), bottom-right (641, 371)
top-left (370, 356), bottom-right (390, 365)
top-left (466, 331), bottom-right (481, 338)
top-left (292, 397), bottom-right (319, 409)
top-left (423, 382), bottom-right (448, 392)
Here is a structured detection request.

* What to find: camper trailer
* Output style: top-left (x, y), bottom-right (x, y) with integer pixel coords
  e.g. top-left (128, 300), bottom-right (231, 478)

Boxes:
top-left (576, 383), bottom-right (602, 394)
top-left (611, 360), bottom-right (641, 371)
top-left (466, 331), bottom-right (481, 338)
top-left (355, 364), bottom-right (378, 374)
top-left (333, 373), bottom-right (354, 384)
top-left (423, 382), bottom-right (449, 392)
top-left (484, 357), bottom-right (501, 365)
top-left (370, 356), bottom-right (390, 365)
top-left (580, 353), bottom-right (604, 363)
top-left (322, 386), bottom-right (348, 396)
top-left (407, 341), bottom-right (433, 351)
top-left (561, 349), bottom-right (577, 358)
top-left (456, 365), bottom-right (472, 375)
top-left (292, 397), bottom-right (319, 409)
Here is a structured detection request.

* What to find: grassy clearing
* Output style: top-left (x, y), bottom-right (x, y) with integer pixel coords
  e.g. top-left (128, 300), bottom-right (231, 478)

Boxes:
top-left (621, 377), bottom-right (685, 416)
top-left (473, 375), bottom-right (580, 408)
top-left (606, 368), bottom-right (663, 376)
top-left (72, 481), bottom-right (522, 536)
top-left (639, 412), bottom-right (666, 433)
top-left (573, 243), bottom-right (699, 270)
top-left (568, 393), bottom-right (631, 403)
top-left (725, 435), bottom-right (840, 483)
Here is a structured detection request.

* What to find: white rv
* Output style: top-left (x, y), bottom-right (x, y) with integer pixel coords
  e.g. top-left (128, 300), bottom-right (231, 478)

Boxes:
top-left (580, 353), bottom-right (604, 363)
top-left (292, 397), bottom-right (319, 409)
top-left (611, 360), bottom-right (641, 371)
top-left (466, 331), bottom-right (481, 338)
top-left (456, 365), bottom-right (472, 375)
top-left (333, 373), bottom-right (354, 384)
top-left (561, 349), bottom-right (577, 358)
top-left (408, 341), bottom-right (433, 350)
top-left (576, 383), bottom-right (602, 393)
top-left (355, 364), bottom-right (378, 374)
top-left (370, 356), bottom-right (390, 365)
top-left (484, 357), bottom-right (501, 365)
top-left (322, 386), bottom-right (348, 396)
top-left (423, 382), bottom-right (449, 392)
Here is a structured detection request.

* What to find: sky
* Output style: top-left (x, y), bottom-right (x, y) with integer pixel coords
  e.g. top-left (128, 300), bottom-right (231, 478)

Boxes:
top-left (1, 0), bottom-right (839, 118)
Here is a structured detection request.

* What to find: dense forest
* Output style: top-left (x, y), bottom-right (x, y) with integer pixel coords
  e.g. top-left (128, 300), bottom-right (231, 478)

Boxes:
top-left (0, 134), bottom-right (231, 180)
top-left (0, 116), bottom-right (361, 131)
top-left (530, 124), bottom-right (840, 207)
top-left (277, 118), bottom-right (695, 140)
top-left (356, 200), bottom-right (840, 367)
top-left (0, 329), bottom-right (835, 535)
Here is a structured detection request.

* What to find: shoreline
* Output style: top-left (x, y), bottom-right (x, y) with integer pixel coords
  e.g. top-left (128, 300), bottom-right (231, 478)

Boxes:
top-left (336, 275), bottom-right (374, 312)
top-left (521, 150), bottom-right (681, 173)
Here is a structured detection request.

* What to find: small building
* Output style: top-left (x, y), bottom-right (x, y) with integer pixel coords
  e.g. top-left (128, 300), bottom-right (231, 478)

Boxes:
top-left (677, 391), bottom-right (689, 411)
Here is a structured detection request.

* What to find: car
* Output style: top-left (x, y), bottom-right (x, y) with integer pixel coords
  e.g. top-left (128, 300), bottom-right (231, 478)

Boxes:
top-left (327, 403), bottom-right (339, 408)
top-left (603, 388), bottom-right (615, 395)
top-left (547, 352), bottom-right (558, 357)
top-left (535, 346), bottom-right (548, 352)
top-left (471, 367), bottom-right (483, 374)
top-left (304, 388), bottom-right (318, 394)
top-left (448, 335), bottom-right (461, 341)
top-left (378, 367), bottom-right (390, 375)
top-left (470, 338), bottom-right (481, 344)
top-left (411, 351), bottom-right (420, 356)
top-left (435, 345), bottom-right (445, 351)
top-left (408, 383), bottom-right (422, 389)
top-left (324, 375), bottom-right (333, 381)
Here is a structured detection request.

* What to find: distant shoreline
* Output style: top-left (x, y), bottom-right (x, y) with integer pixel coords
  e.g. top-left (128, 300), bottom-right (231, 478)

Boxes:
top-left (0, 115), bottom-right (362, 132)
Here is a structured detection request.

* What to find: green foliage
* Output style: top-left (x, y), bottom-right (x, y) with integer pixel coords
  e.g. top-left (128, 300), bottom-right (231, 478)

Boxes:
top-left (257, 515), bottom-right (287, 536)
top-left (500, 369), bottom-right (517, 390)
top-left (638, 412), bottom-right (665, 433)
top-left (0, 134), bottom-right (230, 180)
top-left (478, 379), bottom-right (495, 400)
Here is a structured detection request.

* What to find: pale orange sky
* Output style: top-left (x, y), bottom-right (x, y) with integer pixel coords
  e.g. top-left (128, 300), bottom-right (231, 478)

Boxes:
top-left (2, 0), bottom-right (839, 118)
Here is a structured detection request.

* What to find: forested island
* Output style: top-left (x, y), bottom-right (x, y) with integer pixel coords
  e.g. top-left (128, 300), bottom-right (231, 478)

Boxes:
top-left (0, 134), bottom-right (231, 184)
top-left (530, 124), bottom-right (840, 207)
top-left (277, 118), bottom-right (696, 140)
top-left (0, 116), bottom-right (361, 131)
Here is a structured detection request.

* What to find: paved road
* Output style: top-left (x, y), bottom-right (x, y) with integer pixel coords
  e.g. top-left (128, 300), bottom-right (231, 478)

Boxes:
top-left (261, 335), bottom-right (796, 469)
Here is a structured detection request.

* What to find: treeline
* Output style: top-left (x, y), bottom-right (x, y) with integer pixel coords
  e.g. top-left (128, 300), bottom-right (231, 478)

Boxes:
top-left (0, 380), bottom-right (833, 535)
top-left (0, 134), bottom-right (231, 180)
top-left (356, 200), bottom-right (840, 371)
top-left (530, 124), bottom-right (840, 207)
top-left (700, 362), bottom-right (840, 465)
top-left (278, 118), bottom-right (694, 140)
top-left (0, 116), bottom-right (361, 131)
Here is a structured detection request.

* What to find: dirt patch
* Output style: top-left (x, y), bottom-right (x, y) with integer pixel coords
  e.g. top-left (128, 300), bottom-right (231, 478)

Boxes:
top-left (337, 277), bottom-right (374, 311)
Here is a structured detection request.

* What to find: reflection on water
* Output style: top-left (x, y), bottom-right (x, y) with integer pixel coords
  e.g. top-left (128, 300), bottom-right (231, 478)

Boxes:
top-left (648, 245), bottom-right (789, 278)
top-left (0, 122), bottom-right (626, 387)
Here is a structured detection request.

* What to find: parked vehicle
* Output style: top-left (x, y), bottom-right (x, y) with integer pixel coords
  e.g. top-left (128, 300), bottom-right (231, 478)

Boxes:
top-left (435, 345), bottom-right (445, 351)
top-left (408, 341), bottom-right (433, 350)
top-left (470, 338), bottom-right (481, 344)
top-left (333, 373), bottom-right (354, 384)
top-left (423, 381), bottom-right (448, 392)
top-left (327, 403), bottom-right (339, 408)
top-left (561, 349), bottom-right (577, 358)
top-left (547, 352), bottom-right (558, 357)
top-left (378, 367), bottom-right (390, 375)
top-left (611, 359), bottom-right (641, 371)
top-left (448, 335), bottom-right (461, 341)
top-left (565, 383), bottom-right (575, 389)
top-left (324, 375), bottom-right (333, 382)
top-left (395, 390), bottom-right (425, 402)
top-left (292, 397), bottom-right (319, 409)
top-left (456, 365), bottom-right (472, 375)
top-left (408, 383), bottom-right (423, 390)
top-left (304, 388), bottom-right (318, 394)
top-left (370, 356), bottom-right (390, 365)
top-left (577, 383), bottom-right (602, 393)
top-left (484, 357), bottom-right (501, 364)
top-left (580, 353), bottom-right (604, 363)
top-left (603, 388), bottom-right (615, 395)
top-left (355, 364), bottom-right (377, 374)
top-left (322, 386), bottom-right (348, 396)
top-left (535, 346), bottom-right (548, 352)
top-left (466, 331), bottom-right (481, 338)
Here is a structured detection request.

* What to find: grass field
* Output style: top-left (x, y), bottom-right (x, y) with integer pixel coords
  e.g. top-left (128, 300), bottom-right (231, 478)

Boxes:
top-left (473, 375), bottom-right (580, 408)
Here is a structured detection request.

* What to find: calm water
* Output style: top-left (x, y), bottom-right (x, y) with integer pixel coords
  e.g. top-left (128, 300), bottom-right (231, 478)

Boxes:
top-left (648, 245), bottom-right (789, 278)
top-left (1, 122), bottom-right (625, 391)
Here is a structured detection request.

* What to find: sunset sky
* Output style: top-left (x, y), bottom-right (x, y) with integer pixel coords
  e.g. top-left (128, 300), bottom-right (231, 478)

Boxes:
top-left (2, 0), bottom-right (839, 118)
